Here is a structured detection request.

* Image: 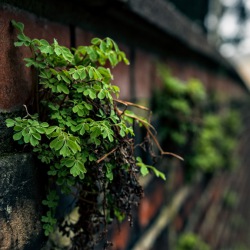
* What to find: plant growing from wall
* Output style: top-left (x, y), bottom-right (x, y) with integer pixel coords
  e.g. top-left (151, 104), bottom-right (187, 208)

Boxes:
top-left (152, 68), bottom-right (241, 180)
top-left (186, 110), bottom-right (240, 175)
top-left (176, 232), bottom-right (211, 250)
top-left (5, 21), bottom-right (177, 249)
top-left (152, 67), bottom-right (206, 155)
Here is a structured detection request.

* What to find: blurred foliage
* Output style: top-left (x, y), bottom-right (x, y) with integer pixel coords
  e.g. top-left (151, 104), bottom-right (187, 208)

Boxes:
top-left (152, 68), bottom-right (206, 153)
top-left (176, 232), bottom-right (211, 250)
top-left (152, 67), bottom-right (242, 180)
top-left (187, 111), bottom-right (240, 175)
top-left (222, 189), bottom-right (238, 209)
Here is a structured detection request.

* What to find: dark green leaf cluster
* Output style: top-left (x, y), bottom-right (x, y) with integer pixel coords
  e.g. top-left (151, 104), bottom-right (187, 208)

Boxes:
top-left (152, 68), bottom-right (241, 179)
top-left (41, 191), bottom-right (59, 236)
top-left (188, 111), bottom-right (241, 173)
top-left (152, 68), bottom-right (206, 152)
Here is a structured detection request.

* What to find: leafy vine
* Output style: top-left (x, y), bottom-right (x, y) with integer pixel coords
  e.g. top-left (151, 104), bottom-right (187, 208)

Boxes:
top-left (6, 21), bottom-right (175, 249)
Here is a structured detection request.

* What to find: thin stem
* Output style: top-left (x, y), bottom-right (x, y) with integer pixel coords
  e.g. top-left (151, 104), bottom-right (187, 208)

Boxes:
top-left (114, 99), bottom-right (150, 111)
top-left (96, 147), bottom-right (119, 164)
top-left (124, 113), bottom-right (184, 161)
top-left (122, 112), bottom-right (157, 135)
top-left (23, 104), bottom-right (32, 118)
top-left (78, 197), bottom-right (97, 205)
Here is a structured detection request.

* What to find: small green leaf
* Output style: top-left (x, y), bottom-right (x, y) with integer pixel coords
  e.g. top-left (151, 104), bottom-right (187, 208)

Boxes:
top-left (100, 41), bottom-right (107, 52)
top-left (150, 166), bottom-right (166, 181)
top-left (14, 41), bottom-right (24, 47)
top-left (140, 165), bottom-right (149, 176)
top-left (30, 135), bottom-right (39, 146)
top-left (50, 138), bottom-right (64, 151)
top-left (32, 132), bottom-right (41, 140)
top-left (63, 158), bottom-right (75, 168)
top-left (73, 72), bottom-right (80, 80)
top-left (61, 74), bottom-right (71, 83)
top-left (45, 126), bottom-right (57, 135)
top-left (13, 131), bottom-right (23, 141)
top-left (108, 52), bottom-right (118, 66)
top-left (91, 38), bottom-right (101, 45)
top-left (11, 20), bottom-right (24, 32)
top-left (23, 133), bottom-right (31, 143)
top-left (61, 47), bottom-right (74, 62)
top-left (17, 33), bottom-right (31, 42)
top-left (88, 68), bottom-right (94, 79)
top-left (5, 119), bottom-right (15, 127)
top-left (57, 83), bottom-right (69, 94)
top-left (98, 90), bottom-right (106, 99)
top-left (105, 163), bottom-right (113, 182)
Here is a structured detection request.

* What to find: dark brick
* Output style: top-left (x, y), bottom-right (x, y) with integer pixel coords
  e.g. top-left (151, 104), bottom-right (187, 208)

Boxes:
top-left (135, 50), bottom-right (153, 100)
top-left (0, 153), bottom-right (45, 250)
top-left (138, 182), bottom-right (164, 228)
top-left (75, 27), bottom-right (95, 46)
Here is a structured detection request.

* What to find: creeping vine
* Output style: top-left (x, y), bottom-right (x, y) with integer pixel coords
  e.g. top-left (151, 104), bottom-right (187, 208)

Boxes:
top-left (6, 21), bottom-right (178, 249)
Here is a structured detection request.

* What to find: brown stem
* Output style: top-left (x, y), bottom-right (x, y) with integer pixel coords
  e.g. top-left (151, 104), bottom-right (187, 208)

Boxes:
top-left (23, 104), bottom-right (32, 118)
top-left (123, 113), bottom-right (157, 135)
top-left (147, 127), bottom-right (184, 161)
top-left (78, 197), bottom-right (97, 205)
top-left (124, 113), bottom-right (184, 161)
top-left (114, 99), bottom-right (150, 111)
top-left (96, 147), bottom-right (119, 164)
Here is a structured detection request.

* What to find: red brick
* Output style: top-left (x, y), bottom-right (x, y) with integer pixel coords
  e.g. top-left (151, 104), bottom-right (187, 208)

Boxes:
top-left (138, 197), bottom-right (152, 227)
top-left (75, 27), bottom-right (96, 46)
top-left (151, 61), bottom-right (163, 90)
top-left (111, 44), bottom-right (130, 100)
top-left (135, 50), bottom-right (153, 99)
top-left (174, 215), bottom-right (184, 231)
top-left (0, 6), bottom-right (70, 111)
top-left (138, 182), bottom-right (164, 228)
top-left (112, 221), bottom-right (130, 250)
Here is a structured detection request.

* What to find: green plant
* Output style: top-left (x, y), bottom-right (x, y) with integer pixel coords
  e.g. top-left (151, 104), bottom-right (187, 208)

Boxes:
top-left (187, 111), bottom-right (240, 174)
top-left (152, 68), bottom-right (206, 153)
top-left (176, 232), bottom-right (211, 250)
top-left (152, 68), bottom-right (241, 180)
top-left (222, 189), bottom-right (238, 209)
top-left (6, 21), bottom-right (174, 249)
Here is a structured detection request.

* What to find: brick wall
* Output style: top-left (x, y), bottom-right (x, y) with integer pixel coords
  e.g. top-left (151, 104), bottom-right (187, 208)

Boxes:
top-left (0, 5), bottom-right (71, 250)
top-left (0, 2), bottom-right (249, 250)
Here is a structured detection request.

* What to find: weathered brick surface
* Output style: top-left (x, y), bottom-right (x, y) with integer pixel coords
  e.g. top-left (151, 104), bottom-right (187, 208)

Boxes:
top-left (75, 27), bottom-right (95, 46)
top-left (0, 153), bottom-right (45, 250)
top-left (0, 5), bottom-right (70, 250)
